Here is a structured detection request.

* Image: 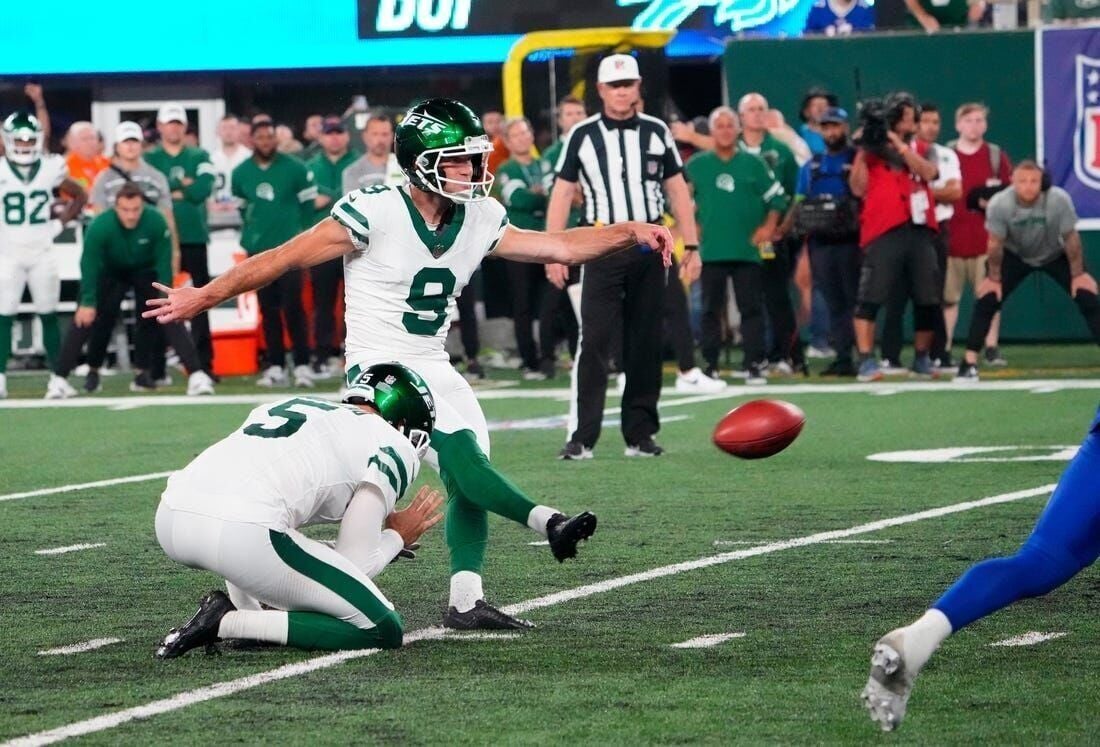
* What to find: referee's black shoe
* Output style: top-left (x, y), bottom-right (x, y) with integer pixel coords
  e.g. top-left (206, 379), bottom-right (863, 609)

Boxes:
top-left (546, 511), bottom-right (598, 562)
top-left (155, 590), bottom-right (235, 659)
top-left (624, 437), bottom-right (663, 457)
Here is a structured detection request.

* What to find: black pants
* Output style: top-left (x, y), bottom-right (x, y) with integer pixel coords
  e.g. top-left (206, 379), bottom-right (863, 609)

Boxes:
top-left (966, 251), bottom-right (1100, 352)
top-left (311, 257), bottom-right (343, 362)
top-left (882, 227), bottom-right (949, 362)
top-left (55, 267), bottom-right (200, 377)
top-left (257, 269), bottom-right (310, 368)
top-left (180, 243), bottom-right (213, 371)
top-left (538, 266), bottom-right (579, 365)
top-left (506, 260), bottom-right (545, 370)
top-left (665, 256), bottom-right (696, 371)
top-left (762, 237), bottom-right (803, 366)
top-left (701, 260), bottom-right (765, 371)
top-left (570, 249), bottom-right (664, 448)
top-left (455, 274), bottom-right (480, 360)
top-left (809, 240), bottom-right (861, 365)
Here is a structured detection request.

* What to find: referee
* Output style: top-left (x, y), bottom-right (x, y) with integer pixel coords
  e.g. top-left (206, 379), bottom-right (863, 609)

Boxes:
top-left (547, 54), bottom-right (700, 460)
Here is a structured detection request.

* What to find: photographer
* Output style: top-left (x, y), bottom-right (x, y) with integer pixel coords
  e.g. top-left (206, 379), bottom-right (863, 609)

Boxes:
top-left (788, 107), bottom-right (861, 376)
top-left (957, 162), bottom-right (1100, 381)
top-left (849, 93), bottom-right (941, 381)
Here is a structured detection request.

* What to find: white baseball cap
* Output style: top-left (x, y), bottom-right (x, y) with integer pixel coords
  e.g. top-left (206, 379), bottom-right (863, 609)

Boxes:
top-left (115, 121), bottom-right (144, 142)
top-left (156, 102), bottom-right (187, 124)
top-left (597, 54), bottom-right (641, 84)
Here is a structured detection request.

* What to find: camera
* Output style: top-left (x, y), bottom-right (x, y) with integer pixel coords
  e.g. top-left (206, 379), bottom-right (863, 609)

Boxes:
top-left (854, 92), bottom-right (918, 161)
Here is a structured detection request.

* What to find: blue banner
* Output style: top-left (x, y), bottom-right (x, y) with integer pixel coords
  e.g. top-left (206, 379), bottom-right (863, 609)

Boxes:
top-left (1040, 26), bottom-right (1100, 224)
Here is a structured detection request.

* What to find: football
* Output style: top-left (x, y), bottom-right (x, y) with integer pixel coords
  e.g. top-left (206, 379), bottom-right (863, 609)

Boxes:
top-left (712, 399), bottom-right (806, 459)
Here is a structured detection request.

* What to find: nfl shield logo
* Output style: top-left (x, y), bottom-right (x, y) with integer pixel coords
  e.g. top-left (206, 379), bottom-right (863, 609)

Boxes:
top-left (1075, 54), bottom-right (1100, 189)
top-left (647, 160), bottom-right (659, 176)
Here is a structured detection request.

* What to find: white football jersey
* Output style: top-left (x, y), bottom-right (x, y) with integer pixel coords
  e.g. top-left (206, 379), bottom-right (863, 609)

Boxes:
top-left (162, 397), bottom-right (420, 531)
top-left (331, 185), bottom-right (509, 362)
top-left (0, 154), bottom-right (67, 248)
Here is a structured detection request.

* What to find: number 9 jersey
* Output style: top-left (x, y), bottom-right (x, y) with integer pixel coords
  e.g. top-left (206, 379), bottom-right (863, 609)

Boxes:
top-left (0, 153), bottom-right (67, 249)
top-left (331, 184), bottom-right (509, 363)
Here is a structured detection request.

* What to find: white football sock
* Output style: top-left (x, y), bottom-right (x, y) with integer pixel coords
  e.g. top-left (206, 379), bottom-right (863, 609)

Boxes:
top-left (899, 609), bottom-right (953, 673)
top-left (449, 571), bottom-right (484, 613)
top-left (526, 505), bottom-right (559, 537)
top-left (218, 610), bottom-right (289, 644)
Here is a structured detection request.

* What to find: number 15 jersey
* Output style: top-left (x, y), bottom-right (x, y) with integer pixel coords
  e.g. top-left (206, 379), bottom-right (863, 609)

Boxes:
top-left (330, 185), bottom-right (509, 363)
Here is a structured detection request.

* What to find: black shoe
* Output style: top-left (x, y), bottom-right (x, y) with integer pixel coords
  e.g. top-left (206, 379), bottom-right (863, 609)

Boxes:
top-left (442, 599), bottom-right (534, 630)
top-left (558, 441), bottom-right (593, 460)
top-left (984, 346), bottom-right (1007, 367)
top-left (539, 358), bottom-right (556, 380)
top-left (465, 359), bottom-right (485, 380)
top-left (956, 362), bottom-right (979, 382)
top-left (155, 590), bottom-right (236, 659)
top-left (821, 360), bottom-right (857, 377)
top-left (624, 437), bottom-right (663, 457)
top-left (934, 353), bottom-right (955, 371)
top-left (546, 511), bottom-right (598, 562)
top-left (84, 369), bottom-right (101, 393)
top-left (129, 371), bottom-right (156, 392)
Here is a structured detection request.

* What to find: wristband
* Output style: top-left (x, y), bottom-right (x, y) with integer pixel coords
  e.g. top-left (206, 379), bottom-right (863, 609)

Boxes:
top-left (683, 244), bottom-right (699, 251)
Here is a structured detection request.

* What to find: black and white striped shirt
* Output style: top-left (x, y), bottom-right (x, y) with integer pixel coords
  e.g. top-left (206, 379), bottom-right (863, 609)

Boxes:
top-left (555, 112), bottom-right (682, 226)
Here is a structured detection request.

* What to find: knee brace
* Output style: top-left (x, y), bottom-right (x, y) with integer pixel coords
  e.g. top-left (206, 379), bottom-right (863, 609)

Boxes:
top-left (854, 302), bottom-right (879, 321)
top-left (913, 304), bottom-right (939, 332)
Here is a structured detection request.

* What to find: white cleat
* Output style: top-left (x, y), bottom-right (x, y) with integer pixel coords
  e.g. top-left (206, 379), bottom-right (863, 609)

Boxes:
top-left (44, 374), bottom-right (78, 400)
top-left (0, 372), bottom-right (6, 399)
top-left (675, 366), bottom-right (727, 394)
top-left (293, 364), bottom-right (315, 388)
top-left (861, 633), bottom-right (915, 732)
top-left (186, 370), bottom-right (216, 396)
top-left (256, 365), bottom-right (286, 388)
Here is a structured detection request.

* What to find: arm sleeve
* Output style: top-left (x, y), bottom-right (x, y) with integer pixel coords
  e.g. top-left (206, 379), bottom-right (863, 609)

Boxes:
top-left (662, 125), bottom-right (684, 178)
top-left (152, 171), bottom-right (173, 213)
top-left (998, 150), bottom-right (1013, 184)
top-left (1054, 190), bottom-right (1079, 234)
top-left (485, 205), bottom-right (510, 256)
top-left (941, 149), bottom-right (961, 183)
top-left (499, 172), bottom-right (548, 211)
top-left (183, 152), bottom-right (215, 203)
top-left (79, 224), bottom-right (104, 307)
top-left (331, 191), bottom-right (373, 247)
top-left (334, 483), bottom-right (405, 579)
top-left (555, 126), bottom-right (583, 182)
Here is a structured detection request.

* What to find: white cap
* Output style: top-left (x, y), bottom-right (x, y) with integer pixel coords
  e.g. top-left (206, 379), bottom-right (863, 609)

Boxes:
top-left (156, 102), bottom-right (187, 124)
top-left (115, 121), bottom-right (144, 142)
top-left (597, 54), bottom-right (641, 84)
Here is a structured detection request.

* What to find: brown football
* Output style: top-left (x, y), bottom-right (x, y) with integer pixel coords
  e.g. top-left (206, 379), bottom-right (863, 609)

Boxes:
top-left (713, 399), bottom-right (805, 459)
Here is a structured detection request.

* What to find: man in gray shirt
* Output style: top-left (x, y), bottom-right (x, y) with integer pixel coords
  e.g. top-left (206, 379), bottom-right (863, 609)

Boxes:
top-left (958, 160), bottom-right (1100, 380)
top-left (341, 114), bottom-right (403, 193)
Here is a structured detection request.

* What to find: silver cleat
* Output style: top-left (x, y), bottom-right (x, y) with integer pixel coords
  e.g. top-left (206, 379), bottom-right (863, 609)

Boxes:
top-left (861, 634), bottom-right (915, 732)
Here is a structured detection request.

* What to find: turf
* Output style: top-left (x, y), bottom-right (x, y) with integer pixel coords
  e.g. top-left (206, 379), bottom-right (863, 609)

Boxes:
top-left (1, 353), bottom-right (1099, 744)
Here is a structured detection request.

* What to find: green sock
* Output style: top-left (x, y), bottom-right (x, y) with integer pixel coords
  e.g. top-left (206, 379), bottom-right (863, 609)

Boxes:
top-left (286, 610), bottom-right (403, 651)
top-left (0, 316), bottom-right (12, 373)
top-left (442, 469), bottom-right (489, 575)
top-left (38, 313), bottom-right (60, 369)
top-left (432, 429), bottom-right (538, 524)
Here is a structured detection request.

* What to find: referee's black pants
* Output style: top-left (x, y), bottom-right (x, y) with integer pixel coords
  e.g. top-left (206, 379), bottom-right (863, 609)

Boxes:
top-left (568, 249), bottom-right (664, 449)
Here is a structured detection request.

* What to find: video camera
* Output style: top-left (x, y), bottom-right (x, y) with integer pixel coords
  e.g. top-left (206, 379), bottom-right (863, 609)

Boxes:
top-left (854, 92), bottom-right (918, 162)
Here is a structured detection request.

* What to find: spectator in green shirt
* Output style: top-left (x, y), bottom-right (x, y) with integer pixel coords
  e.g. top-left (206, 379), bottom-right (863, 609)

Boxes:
top-left (232, 120), bottom-right (318, 389)
top-left (685, 106), bottom-right (788, 386)
top-left (905, 0), bottom-right (985, 31)
top-left (495, 116), bottom-right (551, 378)
top-left (49, 184), bottom-right (214, 397)
top-left (145, 102), bottom-right (217, 375)
top-left (306, 116), bottom-right (358, 376)
top-left (1048, 0), bottom-right (1100, 21)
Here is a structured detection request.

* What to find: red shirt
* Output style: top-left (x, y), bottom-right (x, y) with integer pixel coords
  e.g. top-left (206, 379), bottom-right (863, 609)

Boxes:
top-left (859, 140), bottom-right (938, 248)
top-left (947, 143), bottom-right (1012, 258)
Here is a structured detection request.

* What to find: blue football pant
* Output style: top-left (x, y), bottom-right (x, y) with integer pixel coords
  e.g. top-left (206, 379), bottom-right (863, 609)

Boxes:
top-left (933, 411), bottom-right (1100, 630)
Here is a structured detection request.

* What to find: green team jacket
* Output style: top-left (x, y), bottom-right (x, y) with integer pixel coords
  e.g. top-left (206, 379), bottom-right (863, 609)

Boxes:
top-left (232, 153), bottom-right (317, 254)
top-left (739, 132), bottom-right (798, 202)
top-left (494, 156), bottom-right (550, 231)
top-left (80, 207), bottom-right (172, 306)
top-left (306, 150), bottom-right (358, 226)
top-left (145, 145), bottom-right (216, 244)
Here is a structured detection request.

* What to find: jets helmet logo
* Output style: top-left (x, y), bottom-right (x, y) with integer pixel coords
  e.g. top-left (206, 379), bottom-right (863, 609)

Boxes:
top-left (404, 112), bottom-right (448, 136)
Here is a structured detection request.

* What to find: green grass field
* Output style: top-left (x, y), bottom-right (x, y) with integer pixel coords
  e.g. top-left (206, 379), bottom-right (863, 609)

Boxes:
top-left (2, 346), bottom-right (1099, 744)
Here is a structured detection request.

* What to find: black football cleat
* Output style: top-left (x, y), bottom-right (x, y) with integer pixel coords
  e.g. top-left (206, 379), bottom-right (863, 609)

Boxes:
top-left (443, 600), bottom-right (534, 631)
top-left (546, 511), bottom-right (598, 562)
top-left (155, 589), bottom-right (236, 659)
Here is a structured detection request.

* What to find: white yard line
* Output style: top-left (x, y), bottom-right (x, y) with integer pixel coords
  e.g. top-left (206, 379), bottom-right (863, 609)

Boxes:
top-left (990, 631), bottom-right (1068, 647)
top-left (3, 482), bottom-right (1055, 747)
top-left (442, 633), bottom-right (523, 641)
top-left (37, 638), bottom-right (123, 656)
top-left (0, 472), bottom-right (174, 504)
top-left (2, 379), bottom-right (1099, 410)
top-left (34, 543), bottom-right (106, 556)
top-left (713, 539), bottom-right (893, 547)
top-left (670, 633), bottom-right (746, 649)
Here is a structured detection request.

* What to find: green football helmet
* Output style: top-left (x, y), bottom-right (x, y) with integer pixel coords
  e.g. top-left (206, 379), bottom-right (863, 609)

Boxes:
top-left (395, 98), bottom-right (494, 203)
top-left (343, 362), bottom-right (436, 457)
top-left (2, 112), bottom-right (43, 166)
